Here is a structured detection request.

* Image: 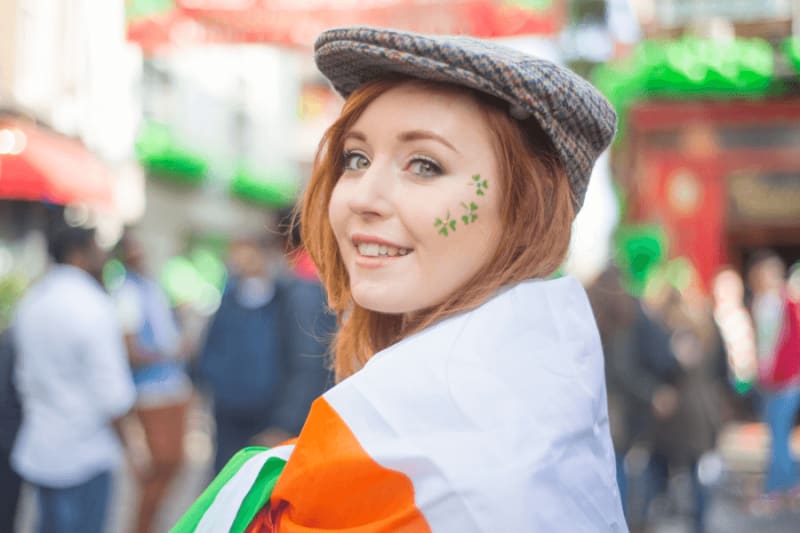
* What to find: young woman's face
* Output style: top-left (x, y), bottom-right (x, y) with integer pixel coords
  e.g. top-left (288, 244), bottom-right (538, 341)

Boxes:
top-left (328, 83), bottom-right (503, 315)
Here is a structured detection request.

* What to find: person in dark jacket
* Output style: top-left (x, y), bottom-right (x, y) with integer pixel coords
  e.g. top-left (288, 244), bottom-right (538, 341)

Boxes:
top-left (587, 266), bottom-right (681, 528)
top-left (0, 328), bottom-right (22, 532)
top-left (198, 234), bottom-right (333, 473)
top-left (645, 282), bottom-right (727, 533)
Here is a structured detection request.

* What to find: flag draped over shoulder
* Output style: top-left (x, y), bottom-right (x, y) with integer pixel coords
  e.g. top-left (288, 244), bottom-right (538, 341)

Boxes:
top-left (171, 445), bottom-right (292, 533)
top-left (173, 277), bottom-right (628, 533)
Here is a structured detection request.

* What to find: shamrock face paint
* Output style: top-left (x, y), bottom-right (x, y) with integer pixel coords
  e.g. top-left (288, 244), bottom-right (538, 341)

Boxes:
top-left (461, 201), bottom-right (478, 225)
top-left (434, 211), bottom-right (457, 236)
top-left (472, 174), bottom-right (488, 196)
top-left (434, 174), bottom-right (485, 235)
top-left (328, 82), bottom-right (503, 314)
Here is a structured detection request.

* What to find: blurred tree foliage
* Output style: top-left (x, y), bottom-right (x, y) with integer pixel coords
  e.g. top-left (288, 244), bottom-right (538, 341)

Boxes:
top-left (0, 274), bottom-right (27, 332)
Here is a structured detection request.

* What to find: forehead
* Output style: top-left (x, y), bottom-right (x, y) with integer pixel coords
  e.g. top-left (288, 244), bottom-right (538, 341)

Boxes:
top-left (350, 83), bottom-right (491, 140)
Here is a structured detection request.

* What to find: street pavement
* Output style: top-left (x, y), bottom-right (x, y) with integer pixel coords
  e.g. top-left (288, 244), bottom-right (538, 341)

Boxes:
top-left (14, 402), bottom-right (800, 532)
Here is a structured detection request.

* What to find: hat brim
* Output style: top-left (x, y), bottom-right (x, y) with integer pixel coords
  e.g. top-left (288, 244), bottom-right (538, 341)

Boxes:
top-left (315, 37), bottom-right (518, 108)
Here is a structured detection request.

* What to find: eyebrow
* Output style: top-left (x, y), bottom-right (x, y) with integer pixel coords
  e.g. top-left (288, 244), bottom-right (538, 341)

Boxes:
top-left (398, 130), bottom-right (460, 154)
top-left (343, 129), bottom-right (460, 154)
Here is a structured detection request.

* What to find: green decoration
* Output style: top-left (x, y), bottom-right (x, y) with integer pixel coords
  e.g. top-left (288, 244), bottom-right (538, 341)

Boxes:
top-left (0, 274), bottom-right (27, 332)
top-left (229, 165), bottom-right (298, 209)
top-left (784, 37), bottom-right (800, 75)
top-left (135, 121), bottom-right (208, 186)
top-left (504, 0), bottom-right (552, 9)
top-left (126, 0), bottom-right (174, 22)
top-left (436, 175), bottom-right (488, 235)
top-left (434, 211), bottom-right (457, 236)
top-left (613, 224), bottom-right (669, 296)
top-left (472, 174), bottom-right (488, 196)
top-left (592, 37), bottom-right (777, 143)
top-left (460, 201), bottom-right (479, 225)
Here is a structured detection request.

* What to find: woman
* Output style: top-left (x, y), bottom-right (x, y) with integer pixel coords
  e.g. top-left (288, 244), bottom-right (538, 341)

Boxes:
top-left (115, 232), bottom-right (191, 533)
top-left (174, 27), bottom-right (625, 532)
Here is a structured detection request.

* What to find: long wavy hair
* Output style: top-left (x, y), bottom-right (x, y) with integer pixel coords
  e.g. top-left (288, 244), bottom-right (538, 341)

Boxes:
top-left (301, 77), bottom-right (575, 381)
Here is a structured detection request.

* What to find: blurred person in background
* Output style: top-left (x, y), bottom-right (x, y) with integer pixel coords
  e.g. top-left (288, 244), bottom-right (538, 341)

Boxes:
top-left (198, 231), bottom-right (331, 474)
top-left (587, 266), bottom-right (679, 531)
top-left (788, 263), bottom-right (800, 302)
top-left (11, 225), bottom-right (136, 533)
top-left (747, 251), bottom-right (800, 513)
top-left (644, 280), bottom-right (726, 533)
top-left (114, 231), bottom-right (192, 533)
top-left (711, 267), bottom-right (758, 418)
top-left (0, 328), bottom-right (22, 532)
top-left (252, 210), bottom-right (335, 432)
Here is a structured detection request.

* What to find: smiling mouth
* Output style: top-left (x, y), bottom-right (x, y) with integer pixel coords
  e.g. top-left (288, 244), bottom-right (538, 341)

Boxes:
top-left (356, 242), bottom-right (412, 258)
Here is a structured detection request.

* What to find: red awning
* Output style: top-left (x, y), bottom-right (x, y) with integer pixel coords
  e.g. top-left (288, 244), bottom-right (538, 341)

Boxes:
top-left (127, 9), bottom-right (230, 55)
top-left (128, 1), bottom-right (561, 52)
top-left (0, 121), bottom-right (114, 209)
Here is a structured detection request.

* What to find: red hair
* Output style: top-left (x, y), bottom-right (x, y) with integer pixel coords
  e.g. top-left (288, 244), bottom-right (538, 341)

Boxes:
top-left (301, 78), bottom-right (574, 381)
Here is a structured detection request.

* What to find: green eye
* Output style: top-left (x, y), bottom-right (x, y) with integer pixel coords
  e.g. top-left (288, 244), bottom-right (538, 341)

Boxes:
top-left (343, 151), bottom-right (370, 171)
top-left (407, 157), bottom-right (442, 178)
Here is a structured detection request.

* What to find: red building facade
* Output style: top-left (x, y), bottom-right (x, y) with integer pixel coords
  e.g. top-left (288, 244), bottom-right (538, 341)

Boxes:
top-left (619, 97), bottom-right (800, 288)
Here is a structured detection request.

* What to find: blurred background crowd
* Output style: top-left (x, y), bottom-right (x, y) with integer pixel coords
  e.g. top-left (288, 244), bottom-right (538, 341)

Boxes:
top-left (1, 1), bottom-right (800, 532)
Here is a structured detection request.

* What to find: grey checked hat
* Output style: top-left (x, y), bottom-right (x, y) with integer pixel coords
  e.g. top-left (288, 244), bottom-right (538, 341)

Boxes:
top-left (314, 26), bottom-right (616, 212)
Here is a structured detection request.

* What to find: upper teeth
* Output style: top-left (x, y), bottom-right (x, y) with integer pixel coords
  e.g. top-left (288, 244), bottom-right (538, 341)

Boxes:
top-left (357, 243), bottom-right (410, 257)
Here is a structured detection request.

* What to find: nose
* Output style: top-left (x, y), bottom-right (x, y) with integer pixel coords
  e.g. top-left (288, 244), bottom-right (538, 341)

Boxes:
top-left (347, 160), bottom-right (393, 219)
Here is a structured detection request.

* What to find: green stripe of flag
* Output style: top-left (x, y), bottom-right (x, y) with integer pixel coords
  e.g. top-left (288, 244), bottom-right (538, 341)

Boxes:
top-left (230, 455), bottom-right (287, 532)
top-left (170, 447), bottom-right (287, 533)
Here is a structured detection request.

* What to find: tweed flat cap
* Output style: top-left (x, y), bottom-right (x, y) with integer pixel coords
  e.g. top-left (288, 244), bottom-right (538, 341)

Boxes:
top-left (314, 26), bottom-right (616, 212)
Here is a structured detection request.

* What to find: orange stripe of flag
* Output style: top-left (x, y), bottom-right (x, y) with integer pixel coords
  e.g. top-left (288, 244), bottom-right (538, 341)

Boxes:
top-left (270, 397), bottom-right (431, 532)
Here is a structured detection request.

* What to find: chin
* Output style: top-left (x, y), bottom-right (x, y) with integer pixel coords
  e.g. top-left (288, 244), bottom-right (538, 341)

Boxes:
top-left (353, 294), bottom-right (407, 315)
top-left (351, 288), bottom-right (419, 315)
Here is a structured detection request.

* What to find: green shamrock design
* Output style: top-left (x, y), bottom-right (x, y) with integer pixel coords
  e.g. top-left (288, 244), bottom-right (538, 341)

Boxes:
top-left (434, 211), bottom-right (457, 236)
top-left (460, 201), bottom-right (478, 225)
top-left (472, 174), bottom-right (488, 196)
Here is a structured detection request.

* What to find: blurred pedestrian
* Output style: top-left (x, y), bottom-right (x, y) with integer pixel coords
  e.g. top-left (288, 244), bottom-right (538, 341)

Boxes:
top-left (747, 251), bottom-right (800, 512)
top-left (114, 231), bottom-right (191, 533)
top-left (645, 281), bottom-right (726, 533)
top-left (249, 212), bottom-right (336, 446)
top-left (788, 262), bottom-right (800, 302)
top-left (587, 266), bottom-right (679, 527)
top-left (198, 232), bottom-right (331, 473)
top-left (11, 225), bottom-right (136, 533)
top-left (711, 267), bottom-right (758, 417)
top-left (0, 328), bottom-right (22, 532)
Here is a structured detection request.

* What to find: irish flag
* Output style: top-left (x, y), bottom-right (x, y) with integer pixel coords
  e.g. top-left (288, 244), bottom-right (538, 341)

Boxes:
top-left (172, 277), bottom-right (628, 532)
top-left (171, 445), bottom-right (292, 533)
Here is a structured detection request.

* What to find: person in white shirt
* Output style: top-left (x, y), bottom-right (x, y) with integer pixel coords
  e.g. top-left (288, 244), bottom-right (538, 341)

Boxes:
top-left (12, 225), bottom-right (136, 533)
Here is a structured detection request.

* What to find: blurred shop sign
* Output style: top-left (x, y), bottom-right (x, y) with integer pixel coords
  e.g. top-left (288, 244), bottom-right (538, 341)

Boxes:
top-left (728, 171), bottom-right (800, 224)
top-left (127, 0), bottom-right (562, 52)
